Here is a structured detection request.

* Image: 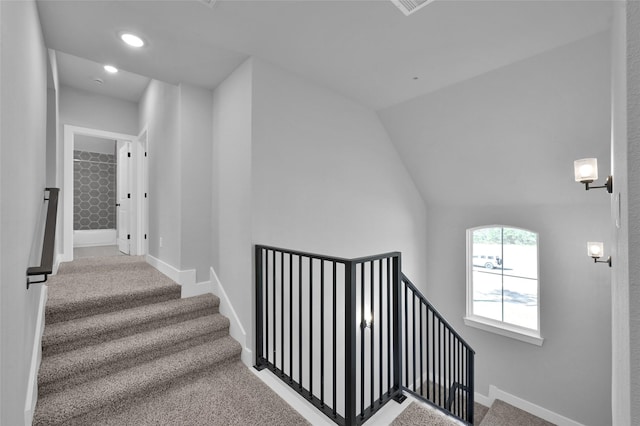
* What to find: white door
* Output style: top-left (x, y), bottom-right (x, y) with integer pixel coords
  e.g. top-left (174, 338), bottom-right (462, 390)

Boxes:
top-left (116, 140), bottom-right (130, 254)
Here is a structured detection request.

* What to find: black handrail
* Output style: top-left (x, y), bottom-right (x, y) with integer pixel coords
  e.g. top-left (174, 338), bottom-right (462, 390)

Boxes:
top-left (254, 244), bottom-right (475, 425)
top-left (402, 274), bottom-right (474, 352)
top-left (26, 188), bottom-right (59, 289)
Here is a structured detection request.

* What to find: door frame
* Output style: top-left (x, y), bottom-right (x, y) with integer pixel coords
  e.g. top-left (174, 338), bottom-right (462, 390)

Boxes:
top-left (62, 125), bottom-right (143, 261)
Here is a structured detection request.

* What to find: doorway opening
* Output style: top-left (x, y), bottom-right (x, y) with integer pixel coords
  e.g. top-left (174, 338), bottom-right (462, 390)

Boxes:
top-left (63, 125), bottom-right (145, 261)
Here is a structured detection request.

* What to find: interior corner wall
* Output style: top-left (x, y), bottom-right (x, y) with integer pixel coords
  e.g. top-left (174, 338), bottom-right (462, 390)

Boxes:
top-left (0, 0), bottom-right (48, 424)
top-left (211, 59), bottom-right (253, 331)
top-left (178, 83), bottom-right (213, 281)
top-left (626, 1), bottom-right (640, 422)
top-left (139, 80), bottom-right (181, 269)
top-left (251, 58), bottom-right (427, 286)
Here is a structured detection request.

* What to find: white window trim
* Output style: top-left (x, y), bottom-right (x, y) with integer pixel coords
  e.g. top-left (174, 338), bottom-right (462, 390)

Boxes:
top-left (465, 225), bottom-right (543, 346)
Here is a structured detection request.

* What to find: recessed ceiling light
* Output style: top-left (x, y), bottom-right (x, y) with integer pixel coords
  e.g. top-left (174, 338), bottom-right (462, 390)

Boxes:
top-left (104, 65), bottom-right (118, 73)
top-left (120, 33), bottom-right (145, 48)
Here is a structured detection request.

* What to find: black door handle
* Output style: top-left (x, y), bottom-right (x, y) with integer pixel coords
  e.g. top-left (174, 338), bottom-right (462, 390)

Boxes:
top-left (116, 203), bottom-right (121, 207)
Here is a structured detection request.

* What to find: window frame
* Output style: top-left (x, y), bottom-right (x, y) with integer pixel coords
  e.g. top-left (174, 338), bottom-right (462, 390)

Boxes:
top-left (464, 225), bottom-right (544, 346)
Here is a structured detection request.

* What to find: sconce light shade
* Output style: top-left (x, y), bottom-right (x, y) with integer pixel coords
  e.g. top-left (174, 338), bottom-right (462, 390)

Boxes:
top-left (587, 241), bottom-right (612, 267)
top-left (364, 312), bottom-right (373, 329)
top-left (587, 242), bottom-right (604, 258)
top-left (574, 158), bottom-right (598, 183)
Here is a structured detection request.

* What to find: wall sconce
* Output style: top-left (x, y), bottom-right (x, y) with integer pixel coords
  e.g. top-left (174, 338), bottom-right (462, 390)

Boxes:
top-left (574, 158), bottom-right (613, 193)
top-left (587, 242), bottom-right (612, 267)
top-left (363, 312), bottom-right (373, 329)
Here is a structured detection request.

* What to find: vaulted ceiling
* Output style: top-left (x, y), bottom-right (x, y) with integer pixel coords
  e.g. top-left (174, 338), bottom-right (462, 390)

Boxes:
top-left (37, 0), bottom-right (613, 109)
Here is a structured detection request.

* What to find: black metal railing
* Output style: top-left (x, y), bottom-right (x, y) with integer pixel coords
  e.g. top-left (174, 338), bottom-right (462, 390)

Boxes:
top-left (254, 245), bottom-right (474, 425)
top-left (26, 188), bottom-right (60, 289)
top-left (400, 274), bottom-right (475, 424)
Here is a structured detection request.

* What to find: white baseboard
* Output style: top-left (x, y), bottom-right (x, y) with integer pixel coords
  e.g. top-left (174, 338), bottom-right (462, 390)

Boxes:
top-left (477, 385), bottom-right (585, 426)
top-left (146, 254), bottom-right (195, 286)
top-left (73, 229), bottom-right (116, 247)
top-left (210, 267), bottom-right (252, 367)
top-left (145, 255), bottom-right (211, 298)
top-left (24, 285), bottom-right (48, 426)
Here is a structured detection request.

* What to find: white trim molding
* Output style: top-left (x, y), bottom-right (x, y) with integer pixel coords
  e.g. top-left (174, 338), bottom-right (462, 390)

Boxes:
top-left (62, 125), bottom-right (138, 262)
top-left (24, 285), bottom-right (48, 426)
top-left (210, 266), bottom-right (252, 367)
top-left (464, 316), bottom-right (544, 346)
top-left (73, 229), bottom-right (117, 248)
top-left (476, 385), bottom-right (586, 426)
top-left (145, 254), bottom-right (212, 298)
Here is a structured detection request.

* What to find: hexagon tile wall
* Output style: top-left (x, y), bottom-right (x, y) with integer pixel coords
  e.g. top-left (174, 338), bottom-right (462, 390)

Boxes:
top-left (73, 150), bottom-right (116, 230)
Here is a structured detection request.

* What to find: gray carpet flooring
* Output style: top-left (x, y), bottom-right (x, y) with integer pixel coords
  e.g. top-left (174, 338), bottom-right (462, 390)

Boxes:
top-left (479, 399), bottom-right (555, 426)
top-left (392, 399), bottom-right (553, 426)
top-left (34, 255), bottom-right (307, 426)
top-left (390, 402), bottom-right (463, 425)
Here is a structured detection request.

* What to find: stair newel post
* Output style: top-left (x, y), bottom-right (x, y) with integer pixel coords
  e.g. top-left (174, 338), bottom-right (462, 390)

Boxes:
top-left (467, 350), bottom-right (475, 424)
top-left (392, 255), bottom-right (406, 402)
top-left (344, 260), bottom-right (357, 426)
top-left (254, 246), bottom-right (266, 370)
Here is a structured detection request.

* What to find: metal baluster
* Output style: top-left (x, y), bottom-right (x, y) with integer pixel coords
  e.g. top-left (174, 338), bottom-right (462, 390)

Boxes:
top-left (419, 301), bottom-right (423, 397)
top-left (412, 292), bottom-right (416, 394)
top-left (386, 258), bottom-right (391, 394)
top-left (298, 255), bottom-right (302, 388)
top-left (321, 260), bottom-right (325, 406)
top-left (255, 247), bottom-right (264, 369)
top-left (310, 258), bottom-right (313, 396)
top-left (370, 260), bottom-right (375, 411)
top-left (360, 262), bottom-right (365, 418)
top-left (345, 261), bottom-right (356, 426)
top-left (289, 253), bottom-right (293, 380)
top-left (332, 261), bottom-right (337, 418)
top-left (404, 285), bottom-right (408, 389)
top-left (273, 251), bottom-right (277, 365)
top-left (378, 259), bottom-right (383, 401)
top-left (281, 251), bottom-right (284, 371)
top-left (266, 250), bottom-right (270, 365)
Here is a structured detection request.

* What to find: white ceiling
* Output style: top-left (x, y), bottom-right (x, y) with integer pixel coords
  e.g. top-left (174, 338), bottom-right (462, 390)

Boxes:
top-left (56, 51), bottom-right (150, 102)
top-left (36, 0), bottom-right (613, 109)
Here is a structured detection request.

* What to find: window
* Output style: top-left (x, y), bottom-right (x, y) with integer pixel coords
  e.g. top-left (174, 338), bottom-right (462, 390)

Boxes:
top-left (464, 226), bottom-right (543, 345)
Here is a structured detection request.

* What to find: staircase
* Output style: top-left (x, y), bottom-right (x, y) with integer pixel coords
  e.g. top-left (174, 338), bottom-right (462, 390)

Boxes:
top-left (33, 256), bottom-right (241, 425)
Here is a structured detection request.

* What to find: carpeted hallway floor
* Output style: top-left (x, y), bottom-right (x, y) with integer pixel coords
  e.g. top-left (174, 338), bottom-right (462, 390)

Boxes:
top-left (34, 255), bottom-right (308, 425)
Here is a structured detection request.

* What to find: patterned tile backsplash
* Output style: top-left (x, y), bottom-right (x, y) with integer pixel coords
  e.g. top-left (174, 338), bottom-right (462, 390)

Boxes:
top-left (74, 150), bottom-right (116, 230)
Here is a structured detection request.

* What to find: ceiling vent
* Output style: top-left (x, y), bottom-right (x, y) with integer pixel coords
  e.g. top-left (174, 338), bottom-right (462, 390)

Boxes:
top-left (390, 0), bottom-right (436, 16)
top-left (198, 0), bottom-right (217, 8)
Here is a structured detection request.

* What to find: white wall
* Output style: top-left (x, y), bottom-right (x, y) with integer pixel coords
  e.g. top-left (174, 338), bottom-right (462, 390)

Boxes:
top-left (0, 1), bottom-right (48, 424)
top-left (139, 80), bottom-right (181, 269)
top-left (625, 1), bottom-right (640, 422)
top-left (251, 59), bottom-right (427, 283)
top-left (59, 85), bottom-right (138, 136)
top-left (379, 33), bottom-right (612, 425)
top-left (211, 59), bottom-right (253, 331)
top-left (179, 83), bottom-right (213, 281)
top-left (426, 205), bottom-right (611, 426)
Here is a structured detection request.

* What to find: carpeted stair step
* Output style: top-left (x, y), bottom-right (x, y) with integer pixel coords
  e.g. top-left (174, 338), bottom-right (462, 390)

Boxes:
top-left (55, 255), bottom-right (155, 275)
top-left (33, 336), bottom-right (242, 426)
top-left (38, 313), bottom-right (230, 396)
top-left (46, 257), bottom-right (183, 325)
top-left (42, 293), bottom-right (219, 356)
